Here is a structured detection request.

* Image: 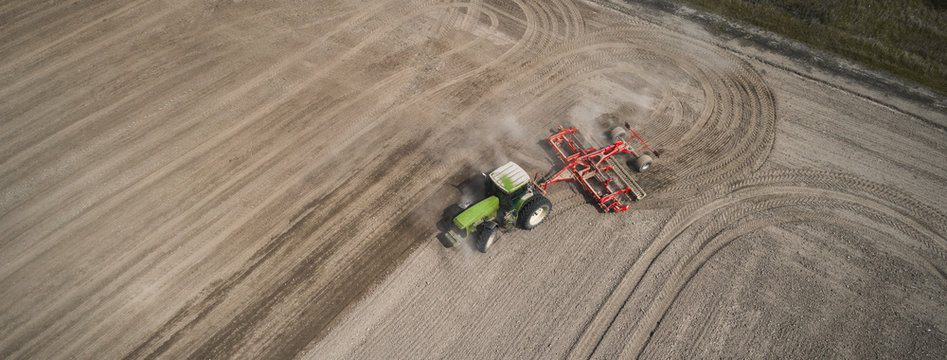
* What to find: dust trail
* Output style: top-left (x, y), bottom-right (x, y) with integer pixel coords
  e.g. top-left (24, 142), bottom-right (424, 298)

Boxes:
top-left (450, 112), bottom-right (534, 170)
top-left (567, 76), bottom-right (659, 146)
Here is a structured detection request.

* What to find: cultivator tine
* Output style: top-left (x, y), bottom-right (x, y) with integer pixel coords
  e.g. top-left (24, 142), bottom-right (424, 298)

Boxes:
top-left (536, 126), bottom-right (650, 213)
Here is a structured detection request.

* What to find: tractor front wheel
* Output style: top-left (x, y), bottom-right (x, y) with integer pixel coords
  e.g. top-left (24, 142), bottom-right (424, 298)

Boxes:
top-left (518, 195), bottom-right (552, 230)
top-left (477, 221), bottom-right (500, 253)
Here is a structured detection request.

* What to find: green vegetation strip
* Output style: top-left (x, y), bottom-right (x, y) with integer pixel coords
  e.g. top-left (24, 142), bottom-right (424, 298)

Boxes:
top-left (670, 0), bottom-right (947, 95)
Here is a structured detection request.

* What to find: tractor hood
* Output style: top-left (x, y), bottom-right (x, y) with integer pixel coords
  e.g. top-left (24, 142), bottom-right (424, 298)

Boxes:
top-left (489, 161), bottom-right (530, 194)
top-left (453, 196), bottom-right (499, 230)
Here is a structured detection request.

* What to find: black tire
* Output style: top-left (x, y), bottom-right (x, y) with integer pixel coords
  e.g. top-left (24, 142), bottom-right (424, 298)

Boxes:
top-left (634, 154), bottom-right (653, 172)
top-left (517, 195), bottom-right (552, 230)
top-left (441, 234), bottom-right (460, 248)
top-left (611, 127), bottom-right (628, 143)
top-left (477, 221), bottom-right (499, 253)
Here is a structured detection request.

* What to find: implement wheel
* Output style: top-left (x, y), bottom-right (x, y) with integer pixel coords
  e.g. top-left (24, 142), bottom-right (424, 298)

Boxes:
top-left (477, 221), bottom-right (499, 253)
top-left (518, 195), bottom-right (552, 230)
top-left (611, 127), bottom-right (629, 143)
top-left (634, 154), bottom-right (653, 172)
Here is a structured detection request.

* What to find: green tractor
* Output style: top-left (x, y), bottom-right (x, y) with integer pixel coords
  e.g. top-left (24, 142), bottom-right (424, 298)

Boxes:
top-left (444, 161), bottom-right (552, 253)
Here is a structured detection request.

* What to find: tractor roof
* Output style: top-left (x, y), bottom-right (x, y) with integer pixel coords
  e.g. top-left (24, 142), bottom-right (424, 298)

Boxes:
top-left (489, 161), bottom-right (530, 194)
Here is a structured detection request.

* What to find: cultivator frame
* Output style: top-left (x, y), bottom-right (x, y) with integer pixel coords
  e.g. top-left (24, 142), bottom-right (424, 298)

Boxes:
top-left (534, 125), bottom-right (655, 213)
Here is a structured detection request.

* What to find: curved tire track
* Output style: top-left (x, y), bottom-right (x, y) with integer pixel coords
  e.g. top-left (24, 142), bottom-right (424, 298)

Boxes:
top-left (571, 170), bottom-right (947, 359)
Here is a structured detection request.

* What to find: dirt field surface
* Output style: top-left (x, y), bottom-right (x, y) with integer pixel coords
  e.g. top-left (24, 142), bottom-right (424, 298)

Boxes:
top-left (2, 0), bottom-right (945, 358)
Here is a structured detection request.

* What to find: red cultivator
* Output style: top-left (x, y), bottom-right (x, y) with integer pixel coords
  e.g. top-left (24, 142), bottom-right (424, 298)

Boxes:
top-left (533, 124), bottom-right (656, 213)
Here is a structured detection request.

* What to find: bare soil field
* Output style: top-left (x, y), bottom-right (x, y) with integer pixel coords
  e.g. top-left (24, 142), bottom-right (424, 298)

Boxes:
top-left (1, 0), bottom-right (945, 358)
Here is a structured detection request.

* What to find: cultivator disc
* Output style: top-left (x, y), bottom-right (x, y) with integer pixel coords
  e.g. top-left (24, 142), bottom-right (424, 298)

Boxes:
top-left (534, 125), bottom-right (654, 213)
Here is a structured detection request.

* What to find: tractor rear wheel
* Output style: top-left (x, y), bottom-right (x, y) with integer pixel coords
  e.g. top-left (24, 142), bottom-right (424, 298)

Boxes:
top-left (634, 154), bottom-right (653, 172)
top-left (518, 195), bottom-right (552, 230)
top-left (477, 221), bottom-right (499, 253)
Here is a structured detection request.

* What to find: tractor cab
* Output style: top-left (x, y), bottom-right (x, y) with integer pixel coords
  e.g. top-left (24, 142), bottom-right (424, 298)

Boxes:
top-left (487, 161), bottom-right (532, 208)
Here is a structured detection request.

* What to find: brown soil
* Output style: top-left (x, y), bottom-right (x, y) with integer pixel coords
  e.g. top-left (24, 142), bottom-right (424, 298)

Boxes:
top-left (1, 0), bottom-right (944, 359)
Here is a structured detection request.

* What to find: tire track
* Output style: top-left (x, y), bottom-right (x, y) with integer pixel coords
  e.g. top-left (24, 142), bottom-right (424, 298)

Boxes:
top-left (0, 4), bottom-right (293, 157)
top-left (13, 1), bottom-right (937, 359)
top-left (1, 0), bottom-right (520, 354)
top-left (0, 0), bottom-right (198, 101)
top-left (478, 24), bottom-right (774, 208)
top-left (0, 0), bottom-right (411, 276)
top-left (146, 0), bottom-right (583, 356)
top-left (103, 1), bottom-right (548, 358)
top-left (459, 0), bottom-right (484, 31)
top-left (0, 0), bottom-right (147, 64)
top-left (1, 0), bottom-right (451, 242)
top-left (0, 0), bottom-right (398, 178)
top-left (570, 170), bottom-right (947, 359)
top-left (557, 0), bottom-right (586, 37)
top-left (0, 0), bottom-right (482, 356)
top-left (628, 205), bottom-right (944, 358)
top-left (155, 136), bottom-right (438, 359)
